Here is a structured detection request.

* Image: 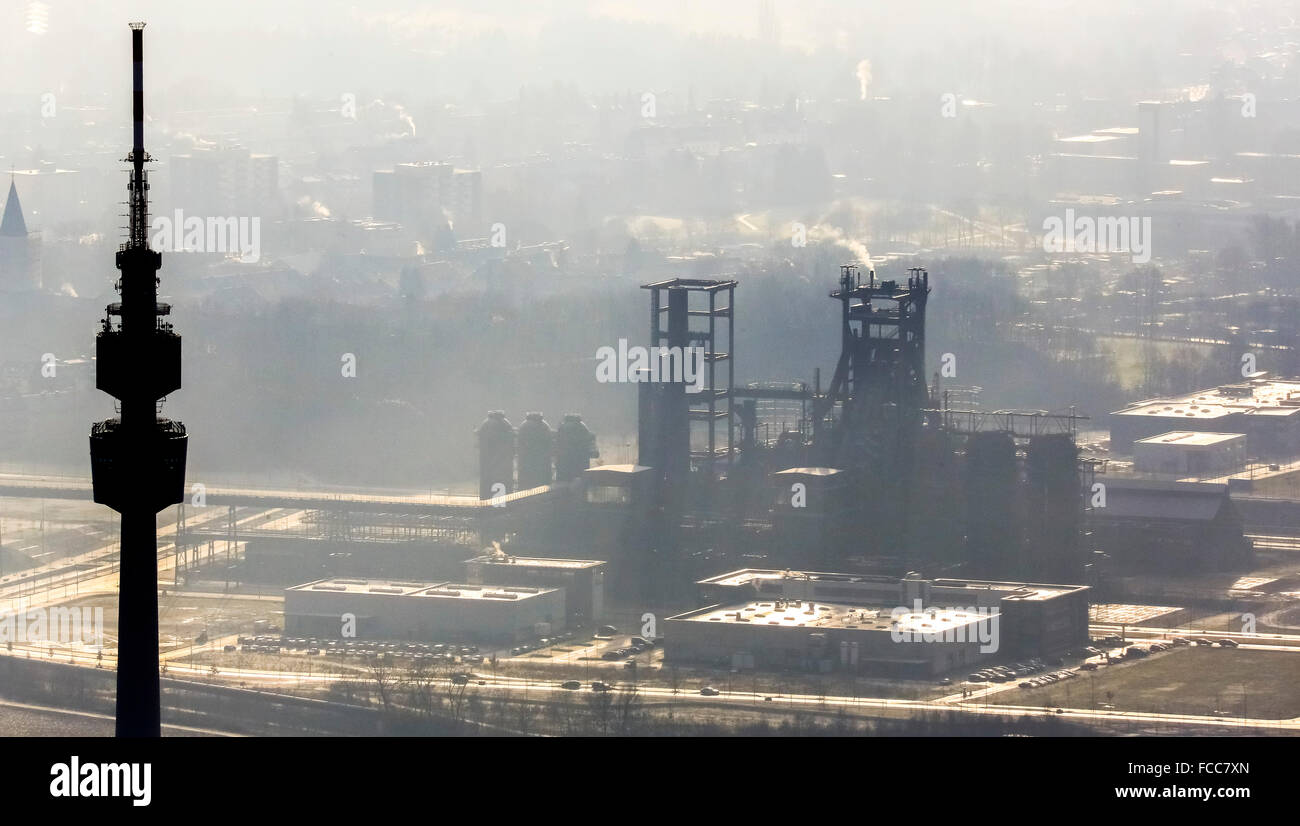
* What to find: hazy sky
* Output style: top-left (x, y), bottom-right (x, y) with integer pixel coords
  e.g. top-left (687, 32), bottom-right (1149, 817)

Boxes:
top-left (1, 0), bottom-right (1256, 105)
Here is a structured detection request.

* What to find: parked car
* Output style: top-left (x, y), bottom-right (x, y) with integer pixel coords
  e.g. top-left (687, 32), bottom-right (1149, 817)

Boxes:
top-left (1217, 639), bottom-right (1239, 648)
top-left (560, 680), bottom-right (581, 690)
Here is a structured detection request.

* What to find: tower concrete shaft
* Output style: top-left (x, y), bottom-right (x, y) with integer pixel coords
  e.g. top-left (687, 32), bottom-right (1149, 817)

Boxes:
top-left (88, 22), bottom-right (187, 738)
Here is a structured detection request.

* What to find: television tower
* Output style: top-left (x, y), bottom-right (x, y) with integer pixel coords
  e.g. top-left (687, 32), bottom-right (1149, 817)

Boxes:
top-left (89, 21), bottom-right (187, 738)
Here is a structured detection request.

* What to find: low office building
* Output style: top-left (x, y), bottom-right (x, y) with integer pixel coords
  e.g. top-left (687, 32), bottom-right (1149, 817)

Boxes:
top-left (666, 599), bottom-right (997, 677)
top-left (1110, 378), bottom-right (1300, 455)
top-left (1088, 478), bottom-right (1254, 573)
top-left (667, 569), bottom-right (1090, 675)
top-left (284, 577), bottom-right (565, 643)
top-left (1133, 430), bottom-right (1246, 476)
top-left (464, 553), bottom-right (605, 623)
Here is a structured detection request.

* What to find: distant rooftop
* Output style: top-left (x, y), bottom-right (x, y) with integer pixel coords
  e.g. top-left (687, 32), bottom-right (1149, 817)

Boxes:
top-left (699, 568), bottom-right (1086, 599)
top-left (673, 600), bottom-right (997, 633)
top-left (288, 577), bottom-right (556, 601)
top-left (1, 179), bottom-right (26, 237)
top-left (1114, 378), bottom-right (1300, 418)
top-left (1057, 134), bottom-right (1123, 144)
top-left (1136, 431), bottom-right (1244, 447)
top-left (467, 554), bottom-right (603, 570)
top-left (773, 467), bottom-right (845, 477)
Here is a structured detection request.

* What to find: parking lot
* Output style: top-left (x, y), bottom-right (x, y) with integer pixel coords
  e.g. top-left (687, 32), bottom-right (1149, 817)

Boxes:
top-left (960, 634), bottom-right (1246, 697)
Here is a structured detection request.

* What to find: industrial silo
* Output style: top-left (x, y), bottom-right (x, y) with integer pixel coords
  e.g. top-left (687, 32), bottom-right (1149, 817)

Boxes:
top-left (1026, 433), bottom-right (1083, 583)
top-left (963, 431), bottom-right (1021, 578)
top-left (476, 411), bottom-right (515, 500)
top-left (555, 414), bottom-right (598, 482)
top-left (906, 424), bottom-right (964, 566)
top-left (516, 412), bottom-right (554, 489)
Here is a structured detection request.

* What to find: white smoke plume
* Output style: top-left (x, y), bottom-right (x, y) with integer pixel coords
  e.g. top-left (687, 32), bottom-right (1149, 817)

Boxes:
top-left (811, 222), bottom-right (871, 266)
top-left (855, 59), bottom-right (872, 101)
top-left (296, 195), bottom-right (331, 218)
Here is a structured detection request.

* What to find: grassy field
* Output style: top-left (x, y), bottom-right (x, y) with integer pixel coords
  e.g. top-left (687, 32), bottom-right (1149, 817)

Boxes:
top-left (989, 647), bottom-right (1300, 719)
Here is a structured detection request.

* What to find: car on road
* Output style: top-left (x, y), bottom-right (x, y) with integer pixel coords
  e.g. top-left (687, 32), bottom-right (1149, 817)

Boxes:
top-left (699, 687), bottom-right (720, 696)
top-left (560, 680), bottom-right (581, 690)
top-left (937, 677), bottom-right (953, 686)
top-left (1195, 638), bottom-right (1214, 646)
top-left (1019, 681), bottom-right (1033, 689)
top-left (1217, 639), bottom-right (1239, 648)
top-left (591, 681), bottom-right (613, 692)
top-left (451, 674), bottom-right (470, 686)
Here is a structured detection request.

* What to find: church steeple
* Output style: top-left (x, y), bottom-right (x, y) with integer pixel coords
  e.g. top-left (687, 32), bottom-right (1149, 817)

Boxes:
top-left (0, 177), bottom-right (27, 237)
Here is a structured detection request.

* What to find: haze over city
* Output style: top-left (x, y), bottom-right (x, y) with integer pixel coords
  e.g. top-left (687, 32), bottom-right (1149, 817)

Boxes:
top-left (0, 1), bottom-right (1293, 800)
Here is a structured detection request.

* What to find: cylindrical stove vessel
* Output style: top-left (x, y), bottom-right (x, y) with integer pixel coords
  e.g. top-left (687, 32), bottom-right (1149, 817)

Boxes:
top-left (516, 412), bottom-right (554, 489)
top-left (476, 411), bottom-right (515, 500)
top-left (555, 414), bottom-right (598, 482)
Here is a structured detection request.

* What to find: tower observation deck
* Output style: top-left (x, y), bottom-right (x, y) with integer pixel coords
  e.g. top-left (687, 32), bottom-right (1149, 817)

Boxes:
top-left (88, 22), bottom-right (187, 738)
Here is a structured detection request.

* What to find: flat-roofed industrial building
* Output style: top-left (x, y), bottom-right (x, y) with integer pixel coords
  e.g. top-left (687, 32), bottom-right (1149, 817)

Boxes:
top-left (464, 554), bottom-right (605, 623)
top-left (1110, 378), bottom-right (1300, 456)
top-left (284, 577), bottom-right (565, 643)
top-left (666, 599), bottom-right (998, 677)
top-left (1087, 479), bottom-right (1254, 572)
top-left (1133, 430), bottom-right (1246, 476)
top-left (666, 569), bottom-right (1090, 675)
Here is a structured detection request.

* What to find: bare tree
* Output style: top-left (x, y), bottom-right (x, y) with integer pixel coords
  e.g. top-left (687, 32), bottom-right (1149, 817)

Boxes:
top-left (366, 655), bottom-right (396, 712)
